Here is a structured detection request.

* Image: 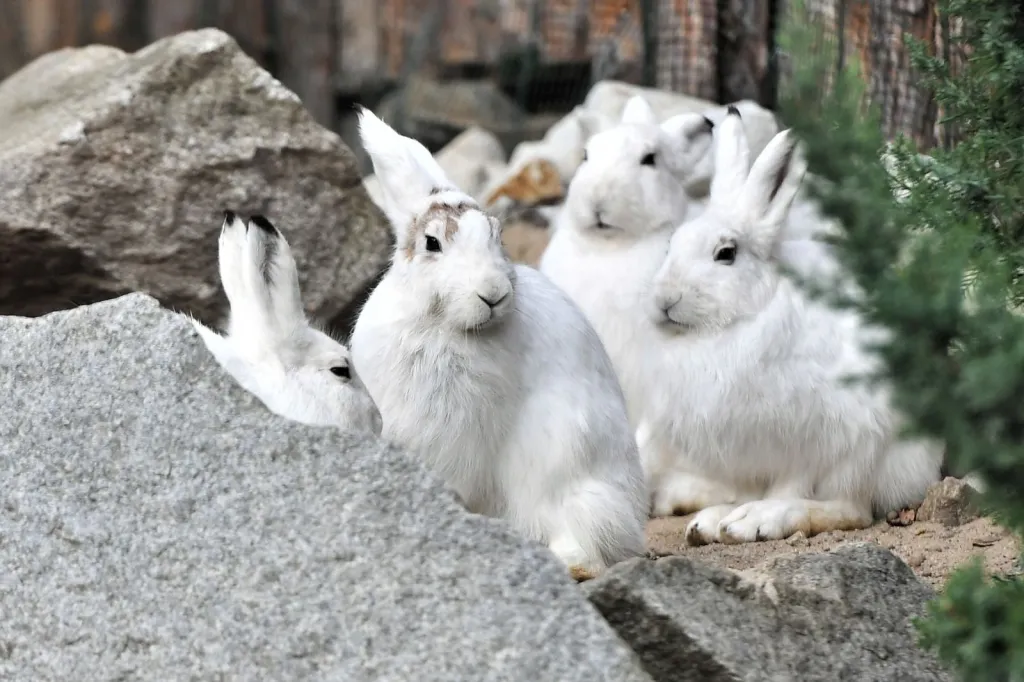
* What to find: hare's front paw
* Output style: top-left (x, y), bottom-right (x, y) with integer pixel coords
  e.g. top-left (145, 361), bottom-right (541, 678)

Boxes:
top-left (651, 472), bottom-right (740, 517)
top-left (717, 500), bottom-right (808, 544)
top-left (685, 504), bottom-right (739, 546)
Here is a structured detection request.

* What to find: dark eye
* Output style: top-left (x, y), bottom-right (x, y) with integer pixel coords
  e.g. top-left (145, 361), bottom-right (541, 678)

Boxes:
top-left (714, 243), bottom-right (737, 265)
top-left (641, 152), bottom-right (656, 166)
top-left (425, 235), bottom-right (442, 253)
top-left (582, 149), bottom-right (588, 162)
top-left (330, 365), bottom-right (351, 379)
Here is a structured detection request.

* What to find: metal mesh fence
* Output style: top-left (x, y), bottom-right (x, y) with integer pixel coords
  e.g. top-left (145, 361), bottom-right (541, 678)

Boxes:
top-left (0, 0), bottom-right (969, 159)
top-left (373, 0), bottom-right (963, 154)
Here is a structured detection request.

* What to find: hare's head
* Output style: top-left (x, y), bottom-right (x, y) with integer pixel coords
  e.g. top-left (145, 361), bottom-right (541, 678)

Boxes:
top-left (196, 212), bottom-right (382, 435)
top-left (565, 95), bottom-right (714, 242)
top-left (651, 107), bottom-right (806, 334)
top-left (358, 108), bottom-right (516, 332)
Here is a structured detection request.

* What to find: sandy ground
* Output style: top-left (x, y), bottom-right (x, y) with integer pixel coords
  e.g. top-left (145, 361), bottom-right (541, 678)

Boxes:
top-left (646, 514), bottom-right (1020, 589)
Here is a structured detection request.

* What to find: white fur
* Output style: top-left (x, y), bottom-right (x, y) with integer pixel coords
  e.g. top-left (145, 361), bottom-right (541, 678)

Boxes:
top-left (540, 95), bottom-right (713, 430)
top-left (644, 110), bottom-right (942, 542)
top-left (350, 107), bottom-right (648, 575)
top-left (191, 212), bottom-right (381, 435)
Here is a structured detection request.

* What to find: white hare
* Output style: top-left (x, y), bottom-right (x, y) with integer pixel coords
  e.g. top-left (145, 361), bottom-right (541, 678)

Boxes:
top-left (191, 211), bottom-right (382, 435)
top-left (644, 108), bottom-right (942, 544)
top-left (540, 95), bottom-right (714, 429)
top-left (349, 107), bottom-right (648, 579)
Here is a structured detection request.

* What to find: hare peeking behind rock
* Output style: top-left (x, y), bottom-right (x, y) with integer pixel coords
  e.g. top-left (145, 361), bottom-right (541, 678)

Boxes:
top-left (191, 211), bottom-right (382, 435)
top-left (349, 107), bottom-right (648, 580)
top-left (644, 108), bottom-right (942, 545)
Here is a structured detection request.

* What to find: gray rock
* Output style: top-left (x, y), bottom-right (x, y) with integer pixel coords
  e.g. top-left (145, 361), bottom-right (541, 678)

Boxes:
top-left (583, 543), bottom-right (952, 682)
top-left (376, 75), bottom-right (527, 154)
top-left (0, 29), bottom-right (390, 333)
top-left (0, 293), bottom-right (651, 682)
top-left (916, 476), bottom-right (982, 527)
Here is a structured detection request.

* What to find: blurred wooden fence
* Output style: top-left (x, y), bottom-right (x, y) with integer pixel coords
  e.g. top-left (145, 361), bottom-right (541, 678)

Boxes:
top-left (0, 0), bottom-right (955, 148)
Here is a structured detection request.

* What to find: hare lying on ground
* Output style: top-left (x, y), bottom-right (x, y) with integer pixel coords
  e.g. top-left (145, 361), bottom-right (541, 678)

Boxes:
top-left (643, 107), bottom-right (942, 545)
top-left (349, 107), bottom-right (648, 579)
top-left (191, 211), bottom-right (382, 435)
top-left (540, 95), bottom-right (713, 430)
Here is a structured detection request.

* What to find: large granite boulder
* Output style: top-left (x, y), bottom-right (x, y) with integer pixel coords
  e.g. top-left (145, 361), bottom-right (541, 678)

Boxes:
top-left (583, 543), bottom-right (952, 682)
top-left (0, 293), bottom-right (651, 682)
top-left (0, 29), bottom-right (390, 330)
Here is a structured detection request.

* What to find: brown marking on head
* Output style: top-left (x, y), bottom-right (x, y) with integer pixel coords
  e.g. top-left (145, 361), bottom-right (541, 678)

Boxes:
top-left (403, 199), bottom-right (477, 261)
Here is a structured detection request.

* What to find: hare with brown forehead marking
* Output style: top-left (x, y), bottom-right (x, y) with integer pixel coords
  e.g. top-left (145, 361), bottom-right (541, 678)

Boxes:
top-left (350, 107), bottom-right (648, 579)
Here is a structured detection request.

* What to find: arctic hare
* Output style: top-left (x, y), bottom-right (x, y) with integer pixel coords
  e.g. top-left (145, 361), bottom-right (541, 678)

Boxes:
top-left (349, 107), bottom-right (648, 579)
top-left (192, 211), bottom-right (381, 435)
top-left (645, 108), bottom-right (942, 545)
top-left (540, 94), bottom-right (713, 429)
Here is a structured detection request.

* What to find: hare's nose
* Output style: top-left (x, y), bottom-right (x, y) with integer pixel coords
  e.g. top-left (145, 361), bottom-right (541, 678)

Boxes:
top-left (478, 292), bottom-right (508, 309)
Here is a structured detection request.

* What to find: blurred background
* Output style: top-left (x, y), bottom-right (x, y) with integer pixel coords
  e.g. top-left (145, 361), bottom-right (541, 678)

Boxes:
top-left (0, 0), bottom-right (963, 175)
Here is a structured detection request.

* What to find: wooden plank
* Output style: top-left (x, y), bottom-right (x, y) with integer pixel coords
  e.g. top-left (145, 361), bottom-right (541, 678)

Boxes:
top-left (211, 0), bottom-right (269, 66)
top-left (20, 0), bottom-right (57, 57)
top-left (589, 0), bottom-right (645, 82)
top-left (0, 2), bottom-right (27, 82)
top-left (654, 0), bottom-right (717, 100)
top-left (439, 0), bottom-right (503, 65)
top-left (337, 0), bottom-right (384, 90)
top-left (274, 0), bottom-right (338, 128)
top-left (146, 0), bottom-right (202, 39)
top-left (791, 0), bottom-right (941, 147)
top-left (717, 0), bottom-right (773, 103)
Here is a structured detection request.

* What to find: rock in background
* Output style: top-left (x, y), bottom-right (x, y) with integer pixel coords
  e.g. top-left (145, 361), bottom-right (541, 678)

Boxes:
top-left (0, 293), bottom-right (652, 682)
top-left (0, 28), bottom-right (390, 332)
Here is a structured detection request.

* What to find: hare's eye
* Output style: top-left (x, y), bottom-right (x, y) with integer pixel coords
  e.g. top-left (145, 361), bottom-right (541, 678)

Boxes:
top-left (425, 235), bottom-right (442, 253)
top-left (641, 152), bottom-right (656, 166)
top-left (714, 243), bottom-right (737, 265)
top-left (330, 365), bottom-right (351, 379)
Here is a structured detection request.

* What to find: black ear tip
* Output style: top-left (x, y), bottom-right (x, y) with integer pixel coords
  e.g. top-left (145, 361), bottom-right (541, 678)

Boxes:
top-left (726, 104), bottom-right (742, 119)
top-left (222, 209), bottom-right (237, 224)
top-left (703, 116), bottom-right (715, 130)
top-left (249, 214), bottom-right (278, 235)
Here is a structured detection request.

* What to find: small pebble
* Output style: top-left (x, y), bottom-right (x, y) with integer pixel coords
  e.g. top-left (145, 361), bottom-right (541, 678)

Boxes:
top-left (786, 531), bottom-right (808, 547)
top-left (972, 534), bottom-right (1001, 547)
top-left (886, 507), bottom-right (917, 527)
top-left (913, 526), bottom-right (930, 536)
top-left (907, 553), bottom-right (926, 568)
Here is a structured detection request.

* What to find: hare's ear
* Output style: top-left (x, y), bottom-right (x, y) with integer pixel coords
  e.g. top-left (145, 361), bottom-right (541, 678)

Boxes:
top-left (742, 129), bottom-right (806, 232)
top-left (575, 107), bottom-right (612, 140)
top-left (620, 95), bottom-right (658, 126)
top-left (660, 113), bottom-right (714, 177)
top-left (708, 106), bottom-right (750, 205)
top-left (357, 106), bottom-right (456, 236)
